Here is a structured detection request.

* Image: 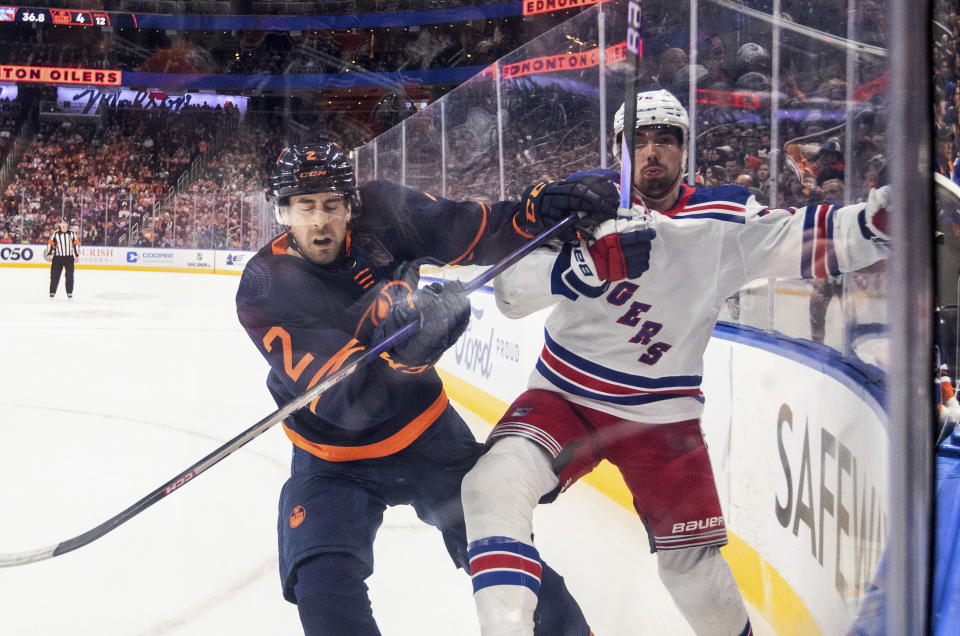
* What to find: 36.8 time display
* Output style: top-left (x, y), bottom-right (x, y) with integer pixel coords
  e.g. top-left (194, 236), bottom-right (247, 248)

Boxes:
top-left (5, 7), bottom-right (112, 27)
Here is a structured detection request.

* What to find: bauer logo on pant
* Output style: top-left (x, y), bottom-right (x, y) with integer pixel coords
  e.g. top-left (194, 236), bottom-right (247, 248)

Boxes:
top-left (289, 505), bottom-right (306, 528)
top-left (671, 516), bottom-right (724, 534)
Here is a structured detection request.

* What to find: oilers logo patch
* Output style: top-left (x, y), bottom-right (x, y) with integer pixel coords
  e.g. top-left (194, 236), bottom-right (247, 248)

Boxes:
top-left (289, 505), bottom-right (306, 528)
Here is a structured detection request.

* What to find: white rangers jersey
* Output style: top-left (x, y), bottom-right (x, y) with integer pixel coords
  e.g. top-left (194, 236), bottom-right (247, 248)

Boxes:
top-left (494, 174), bottom-right (888, 423)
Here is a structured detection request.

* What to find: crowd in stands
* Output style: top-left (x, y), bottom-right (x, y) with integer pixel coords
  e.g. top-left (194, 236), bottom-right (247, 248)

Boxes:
top-left (0, 103), bottom-right (240, 247)
top-left (156, 124), bottom-right (281, 250)
top-left (0, 0), bottom-right (953, 268)
top-left (639, 0), bottom-right (890, 209)
top-left (934, 0), bottom-right (960, 186)
top-left (398, 0), bottom-right (891, 212)
top-left (0, 99), bottom-right (26, 165)
top-left (0, 11), bottom-right (530, 77)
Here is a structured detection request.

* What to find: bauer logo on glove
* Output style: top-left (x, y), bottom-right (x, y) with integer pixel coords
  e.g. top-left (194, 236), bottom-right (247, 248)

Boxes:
top-left (550, 242), bottom-right (610, 301)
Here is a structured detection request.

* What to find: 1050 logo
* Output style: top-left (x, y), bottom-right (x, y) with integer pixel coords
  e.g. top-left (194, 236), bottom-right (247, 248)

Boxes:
top-left (0, 246), bottom-right (35, 261)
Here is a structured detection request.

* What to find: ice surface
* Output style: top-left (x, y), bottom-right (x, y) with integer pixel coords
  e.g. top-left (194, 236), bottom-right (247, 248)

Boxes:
top-left (0, 268), bottom-right (772, 635)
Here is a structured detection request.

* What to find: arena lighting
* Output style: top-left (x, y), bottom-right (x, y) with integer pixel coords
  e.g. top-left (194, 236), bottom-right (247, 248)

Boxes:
top-left (0, 65), bottom-right (121, 86)
top-left (522, 0), bottom-right (610, 17)
top-left (482, 41), bottom-right (629, 80)
top-left (696, 88), bottom-right (762, 109)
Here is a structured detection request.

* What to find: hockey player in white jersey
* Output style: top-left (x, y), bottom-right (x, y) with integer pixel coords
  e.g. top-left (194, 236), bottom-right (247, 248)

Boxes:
top-left (460, 89), bottom-right (889, 635)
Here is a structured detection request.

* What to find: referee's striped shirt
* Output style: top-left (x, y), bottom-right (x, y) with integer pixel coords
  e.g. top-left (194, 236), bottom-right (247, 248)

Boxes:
top-left (49, 230), bottom-right (79, 257)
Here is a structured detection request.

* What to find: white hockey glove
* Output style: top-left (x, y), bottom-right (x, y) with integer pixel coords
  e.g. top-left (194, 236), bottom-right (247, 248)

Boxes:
top-left (550, 240), bottom-right (610, 301)
top-left (859, 185), bottom-right (889, 246)
top-left (588, 204), bottom-right (657, 281)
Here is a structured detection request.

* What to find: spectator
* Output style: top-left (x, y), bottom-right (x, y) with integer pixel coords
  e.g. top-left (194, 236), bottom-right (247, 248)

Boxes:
top-left (821, 178), bottom-right (846, 203)
top-left (814, 141), bottom-right (845, 180)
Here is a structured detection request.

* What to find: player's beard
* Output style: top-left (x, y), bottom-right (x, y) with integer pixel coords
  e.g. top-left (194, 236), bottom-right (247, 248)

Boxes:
top-left (636, 163), bottom-right (682, 202)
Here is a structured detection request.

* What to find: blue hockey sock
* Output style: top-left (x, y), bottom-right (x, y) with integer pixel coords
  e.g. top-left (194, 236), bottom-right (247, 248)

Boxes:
top-left (468, 535), bottom-right (543, 595)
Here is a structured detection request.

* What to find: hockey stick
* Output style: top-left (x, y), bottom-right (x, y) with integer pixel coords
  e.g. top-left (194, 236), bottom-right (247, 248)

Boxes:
top-left (620, 0), bottom-right (644, 209)
top-left (0, 213), bottom-right (576, 568)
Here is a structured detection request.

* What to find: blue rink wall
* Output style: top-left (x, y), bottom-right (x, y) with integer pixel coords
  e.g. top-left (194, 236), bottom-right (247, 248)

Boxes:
top-left (935, 432), bottom-right (960, 635)
top-left (1, 255), bottom-right (900, 634)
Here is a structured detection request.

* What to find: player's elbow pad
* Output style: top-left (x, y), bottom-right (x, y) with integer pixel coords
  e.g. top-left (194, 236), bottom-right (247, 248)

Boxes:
top-left (493, 267), bottom-right (543, 318)
top-left (494, 293), bottom-right (531, 319)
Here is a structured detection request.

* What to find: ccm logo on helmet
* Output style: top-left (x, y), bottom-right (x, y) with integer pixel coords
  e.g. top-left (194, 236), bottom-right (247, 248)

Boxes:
top-left (298, 170), bottom-right (328, 178)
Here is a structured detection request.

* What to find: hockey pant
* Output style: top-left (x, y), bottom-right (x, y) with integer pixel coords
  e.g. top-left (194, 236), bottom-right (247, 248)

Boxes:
top-left (279, 406), bottom-right (589, 636)
top-left (462, 436), bottom-right (752, 636)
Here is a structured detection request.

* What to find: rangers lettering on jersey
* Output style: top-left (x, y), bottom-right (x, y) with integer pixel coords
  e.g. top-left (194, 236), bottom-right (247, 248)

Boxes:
top-left (494, 172), bottom-right (887, 424)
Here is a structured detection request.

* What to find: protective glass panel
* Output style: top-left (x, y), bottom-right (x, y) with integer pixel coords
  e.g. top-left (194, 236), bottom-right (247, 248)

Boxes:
top-left (439, 68), bottom-right (502, 202)
top-left (497, 11), bottom-right (605, 199)
top-left (374, 124), bottom-right (404, 186)
top-left (354, 141), bottom-right (375, 185)
top-left (402, 100), bottom-right (444, 196)
top-left (355, 1), bottom-right (894, 632)
top-left (0, 0), bottom-right (909, 634)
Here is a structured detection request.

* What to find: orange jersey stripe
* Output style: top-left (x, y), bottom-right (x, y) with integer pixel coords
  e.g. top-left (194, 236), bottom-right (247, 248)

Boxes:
top-left (271, 234), bottom-right (289, 255)
top-left (352, 280), bottom-right (415, 338)
top-left (283, 390), bottom-right (449, 461)
top-left (305, 338), bottom-right (366, 413)
top-left (512, 214), bottom-right (535, 239)
top-left (448, 201), bottom-right (489, 266)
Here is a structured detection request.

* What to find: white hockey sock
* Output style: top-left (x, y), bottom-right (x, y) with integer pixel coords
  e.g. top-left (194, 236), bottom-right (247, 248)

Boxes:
top-left (461, 437), bottom-right (560, 636)
top-left (657, 545), bottom-right (751, 636)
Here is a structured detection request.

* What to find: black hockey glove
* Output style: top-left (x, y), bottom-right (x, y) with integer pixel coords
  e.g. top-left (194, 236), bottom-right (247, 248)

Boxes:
top-left (373, 281), bottom-right (471, 368)
top-left (354, 260), bottom-right (424, 339)
top-left (515, 174), bottom-right (619, 242)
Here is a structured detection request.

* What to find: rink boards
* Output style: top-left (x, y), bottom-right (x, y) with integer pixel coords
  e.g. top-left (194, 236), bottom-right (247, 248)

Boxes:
top-left (0, 244), bottom-right (250, 275)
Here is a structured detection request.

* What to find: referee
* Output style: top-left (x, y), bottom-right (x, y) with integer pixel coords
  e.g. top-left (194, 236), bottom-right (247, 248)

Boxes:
top-left (47, 220), bottom-right (80, 298)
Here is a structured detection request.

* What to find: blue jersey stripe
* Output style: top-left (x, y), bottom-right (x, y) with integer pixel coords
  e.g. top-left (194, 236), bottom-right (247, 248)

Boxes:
top-left (537, 360), bottom-right (704, 406)
top-left (826, 206), bottom-right (840, 276)
top-left (468, 537), bottom-right (540, 560)
top-left (471, 570), bottom-right (542, 594)
top-left (671, 212), bottom-right (745, 224)
top-left (544, 331), bottom-right (701, 389)
top-left (800, 205), bottom-right (817, 278)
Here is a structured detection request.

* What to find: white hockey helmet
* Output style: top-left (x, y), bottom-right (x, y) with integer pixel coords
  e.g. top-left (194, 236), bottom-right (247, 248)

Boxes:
top-left (613, 89), bottom-right (689, 157)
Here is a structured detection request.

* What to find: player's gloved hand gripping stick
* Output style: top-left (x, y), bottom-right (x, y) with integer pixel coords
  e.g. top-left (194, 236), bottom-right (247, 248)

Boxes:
top-left (0, 213), bottom-right (578, 568)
